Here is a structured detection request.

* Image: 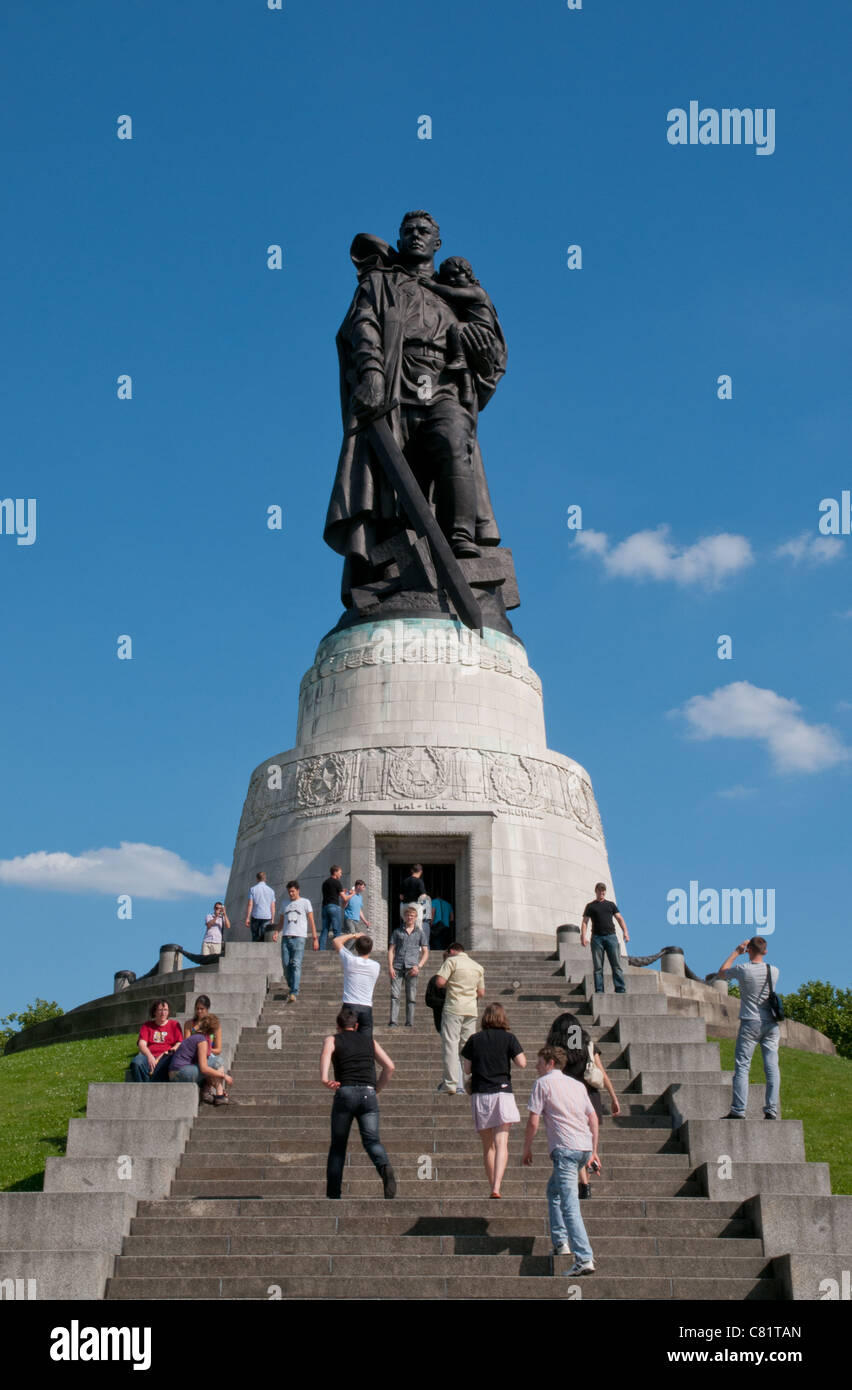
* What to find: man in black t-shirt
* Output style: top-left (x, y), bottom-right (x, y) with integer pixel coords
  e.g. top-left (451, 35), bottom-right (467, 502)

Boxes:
top-left (399, 864), bottom-right (426, 927)
top-left (581, 882), bottom-right (630, 994)
top-left (320, 865), bottom-right (352, 951)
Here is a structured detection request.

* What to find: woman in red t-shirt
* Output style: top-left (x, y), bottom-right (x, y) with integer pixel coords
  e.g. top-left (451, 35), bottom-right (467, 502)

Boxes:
top-left (127, 999), bottom-right (183, 1082)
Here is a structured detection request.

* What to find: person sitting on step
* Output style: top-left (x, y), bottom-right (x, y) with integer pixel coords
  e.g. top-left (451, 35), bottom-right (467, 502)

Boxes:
top-left (169, 1014), bottom-right (233, 1105)
top-left (127, 998), bottom-right (183, 1082)
top-left (184, 995), bottom-right (226, 1097)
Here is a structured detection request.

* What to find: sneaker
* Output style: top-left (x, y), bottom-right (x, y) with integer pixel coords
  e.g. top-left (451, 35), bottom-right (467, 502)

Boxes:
top-left (763, 1113), bottom-right (778, 1120)
top-left (565, 1259), bottom-right (595, 1276)
top-left (722, 1111), bottom-right (744, 1119)
top-left (387, 1022), bottom-right (398, 1029)
top-left (404, 1022), bottom-right (413, 1028)
top-left (288, 994), bottom-right (299, 1004)
top-left (436, 1083), bottom-right (457, 1094)
top-left (553, 1244), bottom-right (572, 1257)
top-left (380, 1165), bottom-right (397, 1199)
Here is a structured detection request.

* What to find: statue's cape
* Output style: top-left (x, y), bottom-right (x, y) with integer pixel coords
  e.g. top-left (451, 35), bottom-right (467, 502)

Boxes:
top-left (323, 237), bottom-right (507, 601)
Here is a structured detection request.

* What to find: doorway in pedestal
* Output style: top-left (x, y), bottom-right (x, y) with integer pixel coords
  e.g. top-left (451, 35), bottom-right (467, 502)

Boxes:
top-left (388, 862), bottom-right (456, 948)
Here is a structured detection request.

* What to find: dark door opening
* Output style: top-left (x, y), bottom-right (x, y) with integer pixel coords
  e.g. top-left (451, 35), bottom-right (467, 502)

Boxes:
top-left (388, 862), bottom-right (456, 948)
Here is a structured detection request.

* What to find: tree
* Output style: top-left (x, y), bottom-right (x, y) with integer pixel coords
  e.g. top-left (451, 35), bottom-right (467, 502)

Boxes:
top-left (782, 980), bottom-right (852, 1059)
top-left (0, 998), bottom-right (64, 1052)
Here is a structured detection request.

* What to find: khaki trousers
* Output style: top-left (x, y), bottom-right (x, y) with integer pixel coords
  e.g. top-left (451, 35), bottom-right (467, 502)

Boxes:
top-left (441, 1010), bottom-right (476, 1091)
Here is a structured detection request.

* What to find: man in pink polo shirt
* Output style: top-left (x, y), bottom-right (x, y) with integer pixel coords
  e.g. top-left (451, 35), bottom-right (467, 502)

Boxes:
top-left (523, 1044), bottom-right (600, 1276)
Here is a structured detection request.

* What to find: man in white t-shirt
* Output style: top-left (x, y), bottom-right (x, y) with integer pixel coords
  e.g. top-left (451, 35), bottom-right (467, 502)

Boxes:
top-left (272, 880), bottom-right (318, 1002)
top-left (245, 871), bottom-right (276, 943)
top-left (333, 931), bottom-right (380, 1041)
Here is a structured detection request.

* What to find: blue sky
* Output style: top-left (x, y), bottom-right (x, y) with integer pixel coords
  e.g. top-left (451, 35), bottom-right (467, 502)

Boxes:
top-left (1, 0), bottom-right (850, 1017)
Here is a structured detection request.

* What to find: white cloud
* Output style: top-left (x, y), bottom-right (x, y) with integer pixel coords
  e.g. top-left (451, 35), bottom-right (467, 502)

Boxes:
top-left (775, 531), bottom-right (844, 566)
top-left (673, 681), bottom-right (850, 774)
top-left (716, 784), bottom-right (758, 799)
top-left (0, 842), bottom-right (229, 900)
top-left (574, 526), bottom-right (753, 588)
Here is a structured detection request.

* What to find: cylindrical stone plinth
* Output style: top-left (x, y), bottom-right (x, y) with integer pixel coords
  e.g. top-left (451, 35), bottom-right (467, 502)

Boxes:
top-left (226, 617), bottom-right (613, 952)
top-left (557, 924), bottom-right (583, 963)
top-left (660, 948), bottom-right (686, 977)
top-left (157, 945), bottom-right (183, 976)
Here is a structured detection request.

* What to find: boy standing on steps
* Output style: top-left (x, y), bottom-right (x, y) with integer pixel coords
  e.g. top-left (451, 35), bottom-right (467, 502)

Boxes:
top-left (522, 1045), bottom-right (600, 1276)
top-left (388, 905), bottom-right (429, 1028)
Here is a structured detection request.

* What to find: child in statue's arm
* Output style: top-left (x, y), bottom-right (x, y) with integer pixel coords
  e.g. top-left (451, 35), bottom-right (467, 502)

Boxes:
top-left (423, 257), bottom-right (498, 403)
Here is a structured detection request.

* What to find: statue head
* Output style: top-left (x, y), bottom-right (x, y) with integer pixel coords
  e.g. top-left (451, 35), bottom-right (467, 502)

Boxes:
top-left (397, 210), bottom-right (441, 266)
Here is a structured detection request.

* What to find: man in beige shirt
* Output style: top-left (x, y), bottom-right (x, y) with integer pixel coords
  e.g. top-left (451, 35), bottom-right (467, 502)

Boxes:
top-left (435, 943), bottom-right (485, 1094)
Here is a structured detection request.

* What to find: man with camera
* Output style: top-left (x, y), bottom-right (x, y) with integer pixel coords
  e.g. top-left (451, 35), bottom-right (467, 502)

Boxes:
top-left (717, 936), bottom-right (781, 1120)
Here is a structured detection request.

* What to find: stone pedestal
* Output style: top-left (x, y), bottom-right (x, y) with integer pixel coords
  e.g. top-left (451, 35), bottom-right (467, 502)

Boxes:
top-left (225, 617), bottom-right (612, 950)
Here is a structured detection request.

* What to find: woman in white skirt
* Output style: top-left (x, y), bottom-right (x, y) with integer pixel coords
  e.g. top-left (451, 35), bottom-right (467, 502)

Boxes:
top-left (461, 1003), bottom-right (527, 1199)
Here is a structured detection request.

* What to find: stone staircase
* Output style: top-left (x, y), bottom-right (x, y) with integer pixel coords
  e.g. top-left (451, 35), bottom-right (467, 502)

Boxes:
top-left (102, 948), bottom-right (815, 1301)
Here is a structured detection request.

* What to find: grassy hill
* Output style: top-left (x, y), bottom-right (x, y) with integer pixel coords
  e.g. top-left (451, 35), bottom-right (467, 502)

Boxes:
top-left (1, 1032), bottom-right (850, 1194)
top-left (711, 1036), bottom-right (852, 1194)
top-left (0, 1034), bottom-right (134, 1191)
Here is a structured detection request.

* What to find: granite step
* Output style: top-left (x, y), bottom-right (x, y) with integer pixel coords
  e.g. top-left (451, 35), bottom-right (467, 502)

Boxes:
top-left (105, 1274), bottom-right (779, 1301)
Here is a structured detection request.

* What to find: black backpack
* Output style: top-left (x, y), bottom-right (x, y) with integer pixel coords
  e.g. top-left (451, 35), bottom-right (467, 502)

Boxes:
top-left (765, 964), bottom-right (784, 1022)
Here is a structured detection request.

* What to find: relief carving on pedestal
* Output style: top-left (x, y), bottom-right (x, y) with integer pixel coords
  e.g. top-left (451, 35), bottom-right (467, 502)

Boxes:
top-left (297, 752), bottom-right (349, 806)
top-left (387, 746), bottom-right (449, 799)
top-left (238, 744), bottom-right (603, 843)
top-left (488, 753), bottom-right (538, 809)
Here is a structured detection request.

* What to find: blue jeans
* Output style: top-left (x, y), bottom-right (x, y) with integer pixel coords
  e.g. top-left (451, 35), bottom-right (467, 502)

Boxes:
top-left (280, 935), bottom-right (307, 995)
top-left (320, 903), bottom-right (343, 951)
top-left (547, 1148), bottom-right (594, 1261)
top-left (591, 933), bottom-right (626, 993)
top-left (389, 967), bottom-right (419, 1025)
top-left (731, 1014), bottom-right (781, 1117)
top-left (326, 1085), bottom-right (389, 1198)
top-left (128, 1053), bottom-right (171, 1082)
top-left (171, 1064), bottom-right (201, 1083)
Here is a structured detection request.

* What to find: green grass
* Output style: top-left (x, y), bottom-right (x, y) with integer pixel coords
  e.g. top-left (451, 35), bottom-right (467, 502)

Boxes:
top-left (710, 1037), bottom-right (852, 1194)
top-left (0, 1035), bottom-right (135, 1191)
